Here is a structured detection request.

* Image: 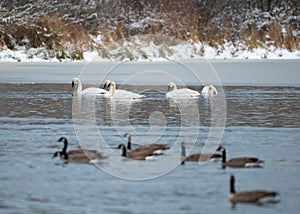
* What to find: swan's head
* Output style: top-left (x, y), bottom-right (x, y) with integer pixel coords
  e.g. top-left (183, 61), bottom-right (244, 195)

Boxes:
top-left (72, 78), bottom-right (80, 88)
top-left (209, 85), bottom-right (218, 95)
top-left (168, 82), bottom-right (177, 91)
top-left (103, 80), bottom-right (112, 90)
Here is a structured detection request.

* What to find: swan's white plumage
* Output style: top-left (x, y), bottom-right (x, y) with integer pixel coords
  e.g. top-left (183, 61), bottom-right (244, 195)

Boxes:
top-left (72, 77), bottom-right (109, 97)
top-left (201, 85), bottom-right (218, 97)
top-left (104, 80), bottom-right (145, 99)
top-left (166, 82), bottom-right (200, 98)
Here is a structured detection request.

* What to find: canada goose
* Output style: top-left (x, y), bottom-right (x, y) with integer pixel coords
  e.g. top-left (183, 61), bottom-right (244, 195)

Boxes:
top-left (166, 82), bottom-right (200, 98)
top-left (72, 77), bottom-right (109, 97)
top-left (52, 137), bottom-right (104, 164)
top-left (229, 175), bottom-right (278, 204)
top-left (217, 147), bottom-right (264, 168)
top-left (123, 133), bottom-right (169, 154)
top-left (201, 85), bottom-right (218, 96)
top-left (118, 144), bottom-right (159, 161)
top-left (180, 142), bottom-right (222, 164)
top-left (103, 80), bottom-right (146, 99)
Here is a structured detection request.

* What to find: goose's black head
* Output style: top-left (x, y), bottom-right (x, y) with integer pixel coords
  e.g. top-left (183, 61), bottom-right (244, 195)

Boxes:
top-left (72, 81), bottom-right (75, 89)
top-left (52, 151), bottom-right (60, 159)
top-left (123, 133), bottom-right (130, 138)
top-left (58, 137), bottom-right (67, 143)
top-left (57, 137), bottom-right (68, 153)
top-left (52, 151), bottom-right (68, 160)
top-left (117, 144), bottom-right (125, 149)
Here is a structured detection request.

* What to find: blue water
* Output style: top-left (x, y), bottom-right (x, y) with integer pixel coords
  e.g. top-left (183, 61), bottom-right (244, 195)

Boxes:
top-left (0, 81), bottom-right (299, 213)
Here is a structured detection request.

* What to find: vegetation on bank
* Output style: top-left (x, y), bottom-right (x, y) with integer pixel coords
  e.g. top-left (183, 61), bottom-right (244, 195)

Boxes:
top-left (0, 0), bottom-right (299, 61)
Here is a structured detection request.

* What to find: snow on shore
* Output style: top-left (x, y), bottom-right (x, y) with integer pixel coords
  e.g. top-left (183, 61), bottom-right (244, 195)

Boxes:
top-left (0, 41), bottom-right (299, 62)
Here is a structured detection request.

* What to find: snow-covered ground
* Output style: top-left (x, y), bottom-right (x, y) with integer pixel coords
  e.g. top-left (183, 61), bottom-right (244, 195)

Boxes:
top-left (0, 41), bottom-right (299, 62)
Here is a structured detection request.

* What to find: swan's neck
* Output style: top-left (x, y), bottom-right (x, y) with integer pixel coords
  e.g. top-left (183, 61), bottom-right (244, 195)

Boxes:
top-left (73, 78), bottom-right (82, 94)
top-left (172, 84), bottom-right (177, 90)
top-left (168, 84), bottom-right (177, 92)
top-left (109, 82), bottom-right (116, 95)
top-left (127, 136), bottom-right (132, 150)
top-left (77, 79), bottom-right (83, 93)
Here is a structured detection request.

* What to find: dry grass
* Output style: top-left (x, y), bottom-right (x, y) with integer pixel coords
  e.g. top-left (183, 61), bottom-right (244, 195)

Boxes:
top-left (2, 14), bottom-right (92, 59)
top-left (239, 21), bottom-right (300, 51)
top-left (0, 0), bottom-right (299, 59)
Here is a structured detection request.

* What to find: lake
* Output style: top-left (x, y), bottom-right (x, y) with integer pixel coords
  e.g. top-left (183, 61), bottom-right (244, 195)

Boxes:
top-left (0, 60), bottom-right (299, 213)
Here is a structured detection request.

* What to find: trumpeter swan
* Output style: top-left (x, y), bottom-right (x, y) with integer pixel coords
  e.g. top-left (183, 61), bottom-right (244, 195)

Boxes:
top-left (166, 82), bottom-right (200, 98)
top-left (72, 77), bottom-right (109, 97)
top-left (103, 80), bottom-right (146, 99)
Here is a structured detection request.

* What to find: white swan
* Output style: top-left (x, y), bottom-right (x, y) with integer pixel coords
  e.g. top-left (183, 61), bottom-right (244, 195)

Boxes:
top-left (166, 82), bottom-right (200, 98)
top-left (103, 80), bottom-right (146, 99)
top-left (72, 77), bottom-right (109, 97)
top-left (201, 85), bottom-right (218, 97)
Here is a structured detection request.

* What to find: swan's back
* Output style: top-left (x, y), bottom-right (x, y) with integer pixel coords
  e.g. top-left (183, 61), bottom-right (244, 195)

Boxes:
top-left (166, 82), bottom-right (200, 98)
top-left (81, 87), bottom-right (110, 96)
top-left (105, 80), bottom-right (145, 99)
top-left (115, 89), bottom-right (146, 99)
top-left (72, 77), bottom-right (110, 97)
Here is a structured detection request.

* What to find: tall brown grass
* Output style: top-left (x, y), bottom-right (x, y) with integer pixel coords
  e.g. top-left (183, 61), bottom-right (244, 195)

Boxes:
top-left (1, 0), bottom-right (299, 59)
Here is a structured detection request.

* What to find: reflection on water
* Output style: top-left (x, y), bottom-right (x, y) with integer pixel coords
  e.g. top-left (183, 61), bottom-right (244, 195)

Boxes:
top-left (1, 84), bottom-right (299, 128)
top-left (0, 83), bottom-right (300, 213)
top-left (224, 86), bottom-right (300, 128)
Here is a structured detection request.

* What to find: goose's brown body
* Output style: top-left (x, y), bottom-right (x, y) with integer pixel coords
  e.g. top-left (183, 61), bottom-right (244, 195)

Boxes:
top-left (229, 175), bottom-right (278, 204)
top-left (217, 147), bottom-right (263, 168)
top-left (53, 137), bottom-right (104, 164)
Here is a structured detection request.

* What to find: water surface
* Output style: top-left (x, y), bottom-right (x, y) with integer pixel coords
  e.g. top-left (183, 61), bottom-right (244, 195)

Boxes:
top-left (0, 82), bottom-right (299, 213)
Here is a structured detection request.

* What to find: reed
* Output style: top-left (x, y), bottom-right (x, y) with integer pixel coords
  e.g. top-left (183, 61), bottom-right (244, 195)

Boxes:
top-left (1, 0), bottom-right (298, 59)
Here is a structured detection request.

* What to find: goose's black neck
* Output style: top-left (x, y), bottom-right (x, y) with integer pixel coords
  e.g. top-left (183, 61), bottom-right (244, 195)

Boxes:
top-left (181, 142), bottom-right (186, 165)
top-left (230, 175), bottom-right (236, 193)
top-left (181, 143), bottom-right (186, 157)
top-left (127, 135), bottom-right (132, 150)
top-left (62, 139), bottom-right (68, 154)
top-left (222, 148), bottom-right (226, 163)
top-left (122, 145), bottom-right (127, 157)
top-left (62, 152), bottom-right (69, 160)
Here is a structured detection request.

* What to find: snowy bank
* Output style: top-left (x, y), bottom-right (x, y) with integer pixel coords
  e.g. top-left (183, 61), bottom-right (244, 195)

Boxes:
top-left (0, 41), bottom-right (299, 62)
